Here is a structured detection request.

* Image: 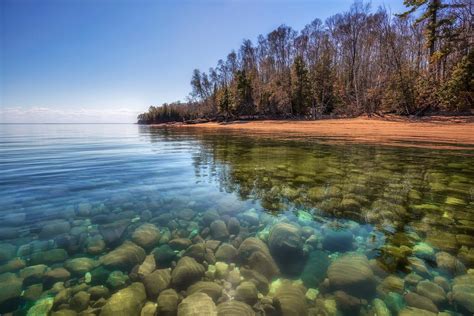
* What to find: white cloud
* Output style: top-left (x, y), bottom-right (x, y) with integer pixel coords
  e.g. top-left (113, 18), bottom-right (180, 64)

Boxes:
top-left (0, 106), bottom-right (141, 123)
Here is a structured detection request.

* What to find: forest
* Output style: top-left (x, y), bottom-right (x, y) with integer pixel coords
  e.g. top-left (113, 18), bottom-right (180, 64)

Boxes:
top-left (137, 0), bottom-right (473, 124)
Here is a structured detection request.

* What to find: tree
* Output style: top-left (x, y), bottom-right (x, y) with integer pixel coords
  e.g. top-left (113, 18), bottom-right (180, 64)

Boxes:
top-left (290, 56), bottom-right (311, 115)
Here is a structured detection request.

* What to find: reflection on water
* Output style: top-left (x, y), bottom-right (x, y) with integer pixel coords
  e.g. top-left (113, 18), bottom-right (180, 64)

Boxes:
top-left (0, 124), bottom-right (473, 315)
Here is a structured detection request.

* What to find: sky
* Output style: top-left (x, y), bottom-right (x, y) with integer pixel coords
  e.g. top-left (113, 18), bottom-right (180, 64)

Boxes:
top-left (1, 0), bottom-right (406, 123)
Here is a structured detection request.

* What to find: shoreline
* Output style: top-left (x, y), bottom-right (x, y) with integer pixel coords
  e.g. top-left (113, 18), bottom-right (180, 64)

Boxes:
top-left (150, 116), bottom-right (474, 150)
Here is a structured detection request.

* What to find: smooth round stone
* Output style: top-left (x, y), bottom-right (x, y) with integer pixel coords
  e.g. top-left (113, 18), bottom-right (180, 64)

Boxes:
top-left (171, 256), bottom-right (205, 290)
top-left (99, 241), bottom-right (146, 270)
top-left (152, 244), bottom-right (176, 267)
top-left (177, 292), bottom-right (217, 316)
top-left (372, 298), bottom-right (390, 316)
top-left (157, 289), bottom-right (179, 315)
top-left (100, 282), bottom-right (146, 316)
top-left (65, 257), bottom-right (99, 275)
top-left (435, 251), bottom-right (466, 276)
top-left (216, 301), bottom-right (255, 316)
top-left (210, 220), bottom-right (229, 241)
top-left (215, 243), bottom-right (237, 263)
top-left (131, 224), bottom-right (160, 249)
top-left (187, 281), bottom-right (223, 302)
top-left (452, 274), bottom-right (474, 313)
top-left (327, 253), bottom-right (375, 298)
top-left (416, 280), bottom-right (446, 305)
top-left (142, 269), bottom-right (171, 299)
top-left (70, 291), bottom-right (90, 312)
top-left (404, 292), bottom-right (438, 313)
top-left (235, 281), bottom-right (258, 305)
top-left (0, 273), bottom-right (23, 313)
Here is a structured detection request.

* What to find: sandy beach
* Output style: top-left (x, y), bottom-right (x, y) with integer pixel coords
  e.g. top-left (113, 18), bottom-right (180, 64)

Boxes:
top-left (159, 116), bottom-right (474, 150)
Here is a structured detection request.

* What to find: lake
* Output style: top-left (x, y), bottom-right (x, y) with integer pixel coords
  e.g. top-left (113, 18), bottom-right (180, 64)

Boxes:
top-left (0, 124), bottom-right (473, 315)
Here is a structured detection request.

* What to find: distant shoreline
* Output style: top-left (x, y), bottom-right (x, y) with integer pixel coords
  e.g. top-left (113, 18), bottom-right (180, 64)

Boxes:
top-left (150, 116), bottom-right (474, 150)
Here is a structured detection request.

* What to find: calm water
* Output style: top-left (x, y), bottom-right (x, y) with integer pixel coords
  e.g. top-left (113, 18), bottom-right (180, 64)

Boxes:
top-left (0, 124), bottom-right (473, 315)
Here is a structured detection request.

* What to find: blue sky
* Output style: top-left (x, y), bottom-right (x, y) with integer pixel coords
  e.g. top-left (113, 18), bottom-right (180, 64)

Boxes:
top-left (1, 0), bottom-right (406, 123)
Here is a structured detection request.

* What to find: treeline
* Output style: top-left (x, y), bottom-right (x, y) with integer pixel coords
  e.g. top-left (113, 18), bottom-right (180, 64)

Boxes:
top-left (138, 0), bottom-right (473, 124)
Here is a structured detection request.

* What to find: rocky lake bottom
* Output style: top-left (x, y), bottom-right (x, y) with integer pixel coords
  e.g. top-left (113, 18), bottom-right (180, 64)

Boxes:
top-left (0, 124), bottom-right (473, 316)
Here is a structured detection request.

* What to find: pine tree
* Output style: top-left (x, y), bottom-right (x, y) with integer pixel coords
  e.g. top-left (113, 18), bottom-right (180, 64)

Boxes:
top-left (290, 56), bottom-right (311, 115)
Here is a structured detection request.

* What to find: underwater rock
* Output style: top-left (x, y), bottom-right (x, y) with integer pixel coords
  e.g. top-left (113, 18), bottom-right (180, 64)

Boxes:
top-left (157, 288), bottom-right (179, 316)
top-left (0, 243), bottom-right (16, 263)
top-left (433, 276), bottom-right (450, 292)
top-left (205, 240), bottom-right (222, 252)
top-left (177, 208), bottom-right (196, 221)
top-left (210, 220), bottom-right (229, 241)
top-left (202, 210), bottom-right (220, 226)
top-left (169, 238), bottom-right (192, 250)
top-left (378, 275), bottom-right (405, 295)
top-left (88, 285), bottom-right (110, 300)
top-left (452, 274), bottom-right (474, 313)
top-left (183, 243), bottom-right (207, 263)
top-left (416, 280), bottom-right (446, 305)
top-left (65, 257), bottom-right (99, 275)
top-left (26, 297), bottom-right (54, 316)
top-left (0, 273), bottom-right (23, 313)
top-left (407, 257), bottom-right (431, 277)
top-left (99, 220), bottom-right (130, 246)
top-left (268, 222), bottom-right (303, 258)
top-left (171, 256), bottom-right (205, 290)
top-left (39, 220), bottom-right (71, 239)
top-left (384, 292), bottom-right (405, 315)
top-left (76, 202), bottom-right (92, 216)
top-left (0, 257), bottom-right (25, 274)
top-left (327, 253), bottom-right (375, 298)
top-left (322, 229), bottom-right (354, 252)
top-left (86, 235), bottom-right (106, 255)
top-left (43, 267), bottom-right (71, 286)
top-left (301, 250), bottom-right (330, 288)
top-left (435, 251), bottom-right (466, 276)
top-left (334, 290), bottom-right (362, 315)
top-left (372, 298), bottom-right (391, 316)
top-left (240, 267), bottom-right (269, 295)
top-left (177, 292), bottom-right (217, 316)
top-left (23, 284), bottom-right (43, 301)
top-left (100, 282), bottom-right (146, 316)
top-left (187, 281), bottom-right (223, 302)
top-left (142, 268), bottom-right (171, 299)
top-left (106, 270), bottom-right (129, 290)
top-left (274, 280), bottom-right (307, 316)
top-left (19, 264), bottom-right (48, 283)
top-left (30, 248), bottom-right (68, 265)
top-left (140, 301), bottom-right (157, 316)
top-left (100, 241), bottom-right (145, 270)
top-left (237, 237), bottom-right (279, 280)
top-left (404, 272), bottom-right (423, 286)
top-left (227, 217), bottom-right (241, 235)
top-left (235, 281), bottom-right (258, 305)
top-left (215, 243), bottom-right (238, 263)
top-left (412, 242), bottom-right (435, 261)
top-left (153, 244), bottom-right (176, 267)
top-left (240, 209), bottom-right (260, 226)
top-left (70, 291), bottom-right (90, 312)
top-left (425, 231), bottom-right (458, 253)
top-left (399, 307), bottom-right (437, 316)
top-left (216, 300), bottom-right (255, 316)
top-left (404, 292), bottom-right (438, 313)
top-left (132, 223), bottom-right (160, 249)
top-left (137, 254), bottom-right (156, 278)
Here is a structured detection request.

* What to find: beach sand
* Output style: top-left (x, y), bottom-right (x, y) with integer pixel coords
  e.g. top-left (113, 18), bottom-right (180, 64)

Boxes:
top-left (155, 116), bottom-right (474, 150)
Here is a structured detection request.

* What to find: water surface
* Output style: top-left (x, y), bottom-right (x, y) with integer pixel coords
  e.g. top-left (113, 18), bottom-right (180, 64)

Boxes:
top-left (0, 124), bottom-right (473, 315)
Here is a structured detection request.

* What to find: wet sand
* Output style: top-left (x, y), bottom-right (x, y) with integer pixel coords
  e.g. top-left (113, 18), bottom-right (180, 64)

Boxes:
top-left (161, 116), bottom-right (474, 150)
